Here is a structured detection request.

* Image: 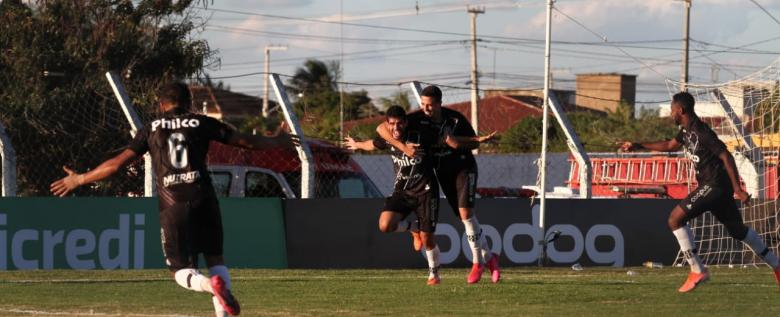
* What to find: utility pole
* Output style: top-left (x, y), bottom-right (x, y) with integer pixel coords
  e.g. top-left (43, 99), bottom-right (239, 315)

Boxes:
top-left (468, 6), bottom-right (484, 152)
top-left (538, 0), bottom-right (553, 267)
top-left (263, 45), bottom-right (287, 118)
top-left (681, 0), bottom-right (691, 91)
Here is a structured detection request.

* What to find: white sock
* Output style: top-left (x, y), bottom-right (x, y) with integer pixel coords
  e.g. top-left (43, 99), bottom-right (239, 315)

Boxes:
top-left (212, 296), bottom-right (228, 317)
top-left (673, 226), bottom-right (705, 273)
top-left (425, 246), bottom-right (440, 278)
top-left (174, 268), bottom-right (210, 292)
top-left (742, 228), bottom-right (780, 269)
top-left (480, 238), bottom-right (492, 262)
top-left (462, 217), bottom-right (485, 264)
top-left (208, 265), bottom-right (232, 290)
top-left (394, 220), bottom-right (411, 233)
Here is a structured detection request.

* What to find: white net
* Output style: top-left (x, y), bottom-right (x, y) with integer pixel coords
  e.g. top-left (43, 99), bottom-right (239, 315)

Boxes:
top-left (669, 58), bottom-right (780, 267)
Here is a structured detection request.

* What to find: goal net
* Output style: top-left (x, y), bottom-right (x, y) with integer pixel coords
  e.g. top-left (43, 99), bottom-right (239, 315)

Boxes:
top-left (669, 59), bottom-right (780, 267)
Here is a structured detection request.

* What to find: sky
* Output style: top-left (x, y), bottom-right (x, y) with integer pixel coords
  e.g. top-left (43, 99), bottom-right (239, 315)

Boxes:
top-left (190, 0), bottom-right (780, 108)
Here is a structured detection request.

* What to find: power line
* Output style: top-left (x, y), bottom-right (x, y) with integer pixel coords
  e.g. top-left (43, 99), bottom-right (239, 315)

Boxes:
top-left (749, 0), bottom-right (780, 27)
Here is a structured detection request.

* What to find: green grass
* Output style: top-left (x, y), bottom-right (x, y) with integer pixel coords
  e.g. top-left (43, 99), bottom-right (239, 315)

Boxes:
top-left (0, 267), bottom-right (777, 316)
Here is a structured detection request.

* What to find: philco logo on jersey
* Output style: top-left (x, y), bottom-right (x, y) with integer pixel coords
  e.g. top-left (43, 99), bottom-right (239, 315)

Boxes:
top-left (151, 118), bottom-right (200, 132)
top-left (391, 155), bottom-right (422, 167)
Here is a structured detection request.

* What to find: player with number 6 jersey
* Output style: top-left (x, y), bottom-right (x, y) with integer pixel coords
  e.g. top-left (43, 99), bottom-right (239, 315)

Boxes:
top-left (51, 83), bottom-right (299, 316)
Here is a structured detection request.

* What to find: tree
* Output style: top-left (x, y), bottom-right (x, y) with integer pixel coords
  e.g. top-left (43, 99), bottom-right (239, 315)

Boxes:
top-left (0, 0), bottom-right (214, 195)
top-left (377, 91), bottom-right (413, 111)
top-left (286, 58), bottom-right (376, 142)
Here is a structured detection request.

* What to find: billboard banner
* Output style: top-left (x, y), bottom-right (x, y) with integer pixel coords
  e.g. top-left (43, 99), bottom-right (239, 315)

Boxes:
top-left (284, 198), bottom-right (680, 268)
top-left (0, 198), bottom-right (285, 270)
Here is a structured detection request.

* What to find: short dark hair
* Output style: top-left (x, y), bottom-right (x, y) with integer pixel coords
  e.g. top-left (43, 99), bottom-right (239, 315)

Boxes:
top-left (385, 105), bottom-right (406, 120)
top-left (421, 85), bottom-right (442, 103)
top-left (672, 91), bottom-right (695, 114)
top-left (158, 82), bottom-right (191, 110)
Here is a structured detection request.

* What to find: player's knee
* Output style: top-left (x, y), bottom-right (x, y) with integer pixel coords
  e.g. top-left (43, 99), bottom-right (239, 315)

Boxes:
top-left (725, 223), bottom-right (748, 240)
top-left (668, 207), bottom-right (686, 230)
top-left (377, 220), bottom-right (393, 233)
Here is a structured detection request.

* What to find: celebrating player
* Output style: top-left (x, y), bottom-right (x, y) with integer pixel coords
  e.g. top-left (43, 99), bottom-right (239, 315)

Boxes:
top-left (619, 91), bottom-right (780, 292)
top-left (376, 85), bottom-right (500, 284)
top-left (345, 106), bottom-right (442, 285)
top-left (51, 83), bottom-right (299, 316)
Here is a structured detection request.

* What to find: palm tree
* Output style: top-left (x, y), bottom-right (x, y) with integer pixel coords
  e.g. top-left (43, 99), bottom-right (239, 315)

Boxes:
top-left (288, 59), bottom-right (339, 95)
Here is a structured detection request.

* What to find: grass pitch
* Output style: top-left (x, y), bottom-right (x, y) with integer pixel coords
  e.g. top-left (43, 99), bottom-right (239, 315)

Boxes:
top-left (0, 267), bottom-right (777, 316)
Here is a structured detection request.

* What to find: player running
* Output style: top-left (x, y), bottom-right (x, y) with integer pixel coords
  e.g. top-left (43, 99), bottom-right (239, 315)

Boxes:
top-left (619, 91), bottom-right (780, 292)
top-left (345, 106), bottom-right (442, 284)
top-left (51, 83), bottom-right (298, 316)
top-left (376, 85), bottom-right (500, 284)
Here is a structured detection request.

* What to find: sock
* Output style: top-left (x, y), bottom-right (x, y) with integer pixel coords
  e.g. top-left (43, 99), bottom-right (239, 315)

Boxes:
top-left (480, 238), bottom-right (492, 262)
top-left (741, 228), bottom-right (780, 269)
top-left (425, 246), bottom-right (440, 278)
top-left (174, 268), bottom-right (210, 292)
top-left (394, 220), bottom-right (411, 233)
top-left (462, 217), bottom-right (485, 264)
top-left (209, 265), bottom-right (232, 290)
top-left (212, 296), bottom-right (228, 317)
top-left (672, 226), bottom-right (705, 273)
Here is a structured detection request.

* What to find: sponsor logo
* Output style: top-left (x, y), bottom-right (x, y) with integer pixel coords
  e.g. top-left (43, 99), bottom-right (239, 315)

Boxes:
top-left (391, 155), bottom-right (422, 167)
top-left (0, 213), bottom-right (146, 270)
top-left (151, 118), bottom-right (200, 131)
top-left (430, 205), bottom-right (625, 266)
top-left (163, 171), bottom-right (201, 187)
top-left (690, 185), bottom-right (711, 203)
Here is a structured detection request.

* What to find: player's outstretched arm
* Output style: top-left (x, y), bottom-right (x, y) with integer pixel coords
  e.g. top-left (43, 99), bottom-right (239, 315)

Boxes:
top-left (343, 136), bottom-right (376, 152)
top-left (226, 131), bottom-right (300, 151)
top-left (50, 149), bottom-right (138, 197)
top-left (617, 139), bottom-right (682, 152)
top-left (376, 122), bottom-right (416, 157)
top-left (444, 131), bottom-right (497, 150)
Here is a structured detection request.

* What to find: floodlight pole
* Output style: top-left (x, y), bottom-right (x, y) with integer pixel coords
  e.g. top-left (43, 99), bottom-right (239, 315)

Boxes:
top-left (538, 0), bottom-right (553, 266)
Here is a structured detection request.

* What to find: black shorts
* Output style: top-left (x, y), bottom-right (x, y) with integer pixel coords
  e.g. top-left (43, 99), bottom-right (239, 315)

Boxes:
top-left (159, 196), bottom-right (224, 271)
top-left (383, 185), bottom-right (439, 233)
top-left (436, 163), bottom-right (477, 213)
top-left (678, 184), bottom-right (744, 226)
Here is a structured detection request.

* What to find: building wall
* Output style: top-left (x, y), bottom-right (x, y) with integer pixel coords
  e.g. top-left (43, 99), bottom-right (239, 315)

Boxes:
top-left (575, 74), bottom-right (636, 116)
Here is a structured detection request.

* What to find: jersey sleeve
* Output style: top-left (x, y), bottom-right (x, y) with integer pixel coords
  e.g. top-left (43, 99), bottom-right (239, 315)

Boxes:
top-left (127, 126), bottom-right (149, 155)
top-left (451, 111), bottom-right (477, 137)
top-left (202, 116), bottom-right (235, 143)
top-left (372, 136), bottom-right (389, 150)
top-left (701, 129), bottom-right (727, 156)
top-left (674, 129), bottom-right (684, 143)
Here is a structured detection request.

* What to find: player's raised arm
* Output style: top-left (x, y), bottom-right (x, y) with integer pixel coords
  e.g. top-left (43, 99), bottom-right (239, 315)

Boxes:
top-left (343, 135), bottom-right (377, 152)
top-left (226, 131), bottom-right (300, 151)
top-left (444, 131), bottom-right (497, 150)
top-left (50, 149), bottom-right (139, 197)
top-left (376, 122), bottom-right (416, 157)
top-left (617, 138), bottom-right (682, 152)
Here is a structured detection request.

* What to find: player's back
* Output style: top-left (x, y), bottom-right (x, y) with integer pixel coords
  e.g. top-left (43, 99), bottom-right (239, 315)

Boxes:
top-left (130, 109), bottom-right (234, 208)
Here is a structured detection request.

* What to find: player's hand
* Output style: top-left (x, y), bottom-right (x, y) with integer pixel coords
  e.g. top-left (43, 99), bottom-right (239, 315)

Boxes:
top-left (50, 166), bottom-right (84, 197)
top-left (401, 143), bottom-right (419, 158)
top-left (617, 141), bottom-right (640, 152)
top-left (478, 131), bottom-right (498, 143)
top-left (735, 190), bottom-right (751, 206)
top-left (343, 135), bottom-right (358, 151)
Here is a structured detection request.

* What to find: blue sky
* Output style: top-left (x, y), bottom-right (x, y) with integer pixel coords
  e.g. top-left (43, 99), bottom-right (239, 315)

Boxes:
top-left (192, 0), bottom-right (780, 107)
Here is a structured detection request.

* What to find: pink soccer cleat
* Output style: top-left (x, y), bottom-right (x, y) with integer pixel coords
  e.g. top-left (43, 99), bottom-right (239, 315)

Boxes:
top-left (486, 253), bottom-right (501, 283)
top-left (467, 263), bottom-right (485, 284)
top-left (211, 276), bottom-right (241, 316)
top-left (773, 267), bottom-right (780, 291)
top-left (678, 269), bottom-right (710, 293)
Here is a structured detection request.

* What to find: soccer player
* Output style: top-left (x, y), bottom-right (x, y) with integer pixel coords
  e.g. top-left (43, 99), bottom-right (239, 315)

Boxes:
top-left (376, 85), bottom-right (500, 284)
top-left (50, 83), bottom-right (299, 316)
top-left (619, 91), bottom-right (780, 292)
top-left (345, 106), bottom-right (442, 285)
